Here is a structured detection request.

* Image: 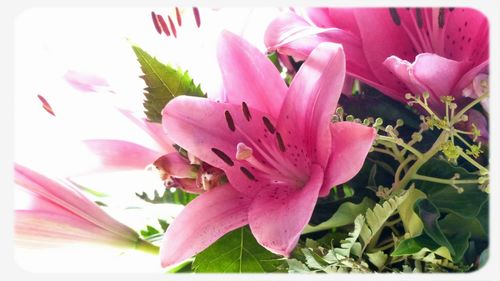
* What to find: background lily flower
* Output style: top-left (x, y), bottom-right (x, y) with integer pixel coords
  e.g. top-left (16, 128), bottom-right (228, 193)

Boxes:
top-left (159, 31), bottom-right (376, 267)
top-left (14, 164), bottom-right (157, 252)
top-left (265, 8), bottom-right (489, 112)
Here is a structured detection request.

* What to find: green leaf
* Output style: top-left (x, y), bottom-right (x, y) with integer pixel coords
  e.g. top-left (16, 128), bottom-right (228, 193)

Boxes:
top-left (167, 259), bottom-right (193, 273)
top-left (439, 213), bottom-right (487, 240)
top-left (414, 199), bottom-right (471, 262)
top-left (303, 198), bottom-right (375, 234)
top-left (333, 215), bottom-right (364, 258)
top-left (135, 188), bottom-right (197, 205)
top-left (359, 191), bottom-right (409, 251)
top-left (398, 187), bottom-right (426, 237)
top-left (140, 225), bottom-right (160, 238)
top-left (132, 45), bottom-right (205, 123)
top-left (193, 226), bottom-right (284, 273)
top-left (415, 159), bottom-right (488, 218)
top-left (366, 251), bottom-right (388, 270)
top-left (415, 199), bottom-right (455, 255)
top-left (286, 259), bottom-right (312, 273)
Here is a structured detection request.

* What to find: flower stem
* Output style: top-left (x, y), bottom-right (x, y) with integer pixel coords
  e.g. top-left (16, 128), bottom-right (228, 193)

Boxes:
top-left (135, 239), bottom-right (160, 255)
top-left (459, 150), bottom-right (489, 175)
top-left (451, 93), bottom-right (489, 125)
top-left (377, 136), bottom-right (423, 159)
top-left (391, 131), bottom-right (449, 194)
top-left (412, 174), bottom-right (481, 185)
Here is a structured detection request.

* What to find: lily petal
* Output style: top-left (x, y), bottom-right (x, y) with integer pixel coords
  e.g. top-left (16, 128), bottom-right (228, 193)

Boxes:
top-left (384, 53), bottom-right (469, 110)
top-left (217, 31), bottom-right (287, 119)
top-left (163, 96), bottom-right (287, 195)
top-left (84, 139), bottom-right (160, 171)
top-left (14, 164), bottom-right (138, 241)
top-left (248, 164), bottom-right (323, 256)
top-left (320, 122), bottom-right (376, 197)
top-left (160, 185), bottom-right (251, 267)
top-left (278, 43), bottom-right (345, 167)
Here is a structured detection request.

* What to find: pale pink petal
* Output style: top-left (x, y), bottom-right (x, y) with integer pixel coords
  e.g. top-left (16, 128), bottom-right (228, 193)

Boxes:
top-left (15, 210), bottom-right (131, 247)
top-left (248, 164), bottom-right (323, 256)
top-left (84, 139), bottom-right (160, 171)
top-left (153, 153), bottom-right (195, 179)
top-left (265, 12), bottom-right (360, 62)
top-left (217, 30), bottom-right (287, 119)
top-left (454, 60), bottom-right (488, 99)
top-left (14, 164), bottom-right (138, 241)
top-left (64, 70), bottom-right (109, 92)
top-left (162, 96), bottom-right (287, 195)
top-left (278, 43), bottom-right (345, 167)
top-left (320, 122), bottom-right (376, 197)
top-left (160, 185), bottom-right (251, 267)
top-left (118, 109), bottom-right (174, 152)
top-left (384, 53), bottom-right (470, 110)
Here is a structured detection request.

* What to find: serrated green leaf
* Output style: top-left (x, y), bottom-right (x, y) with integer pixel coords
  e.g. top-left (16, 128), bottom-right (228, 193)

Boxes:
top-left (193, 226), bottom-right (284, 273)
top-left (135, 188), bottom-right (197, 205)
top-left (286, 259), bottom-right (312, 273)
top-left (398, 187), bottom-right (426, 237)
top-left (366, 251), bottom-right (388, 270)
top-left (359, 191), bottom-right (409, 252)
top-left (303, 198), bottom-right (375, 234)
top-left (334, 215), bottom-right (364, 258)
top-left (132, 45), bottom-right (205, 123)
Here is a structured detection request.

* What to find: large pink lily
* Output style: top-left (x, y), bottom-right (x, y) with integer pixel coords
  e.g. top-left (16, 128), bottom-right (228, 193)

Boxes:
top-left (159, 31), bottom-right (376, 266)
top-left (265, 8), bottom-right (489, 111)
top-left (14, 164), bottom-right (157, 251)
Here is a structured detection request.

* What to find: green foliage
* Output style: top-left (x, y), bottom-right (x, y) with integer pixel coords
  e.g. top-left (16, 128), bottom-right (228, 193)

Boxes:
top-left (398, 187), bottom-right (426, 237)
top-left (135, 188), bottom-right (197, 205)
top-left (415, 159), bottom-right (488, 218)
top-left (193, 227), bottom-right (285, 273)
top-left (132, 45), bottom-right (205, 123)
top-left (303, 198), bottom-right (374, 234)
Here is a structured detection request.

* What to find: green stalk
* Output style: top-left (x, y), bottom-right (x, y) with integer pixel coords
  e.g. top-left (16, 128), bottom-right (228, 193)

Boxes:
top-left (391, 131), bottom-right (449, 194)
top-left (135, 239), bottom-right (160, 255)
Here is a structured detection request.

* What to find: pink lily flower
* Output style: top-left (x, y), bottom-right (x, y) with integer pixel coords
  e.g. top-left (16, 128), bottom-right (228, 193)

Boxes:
top-left (265, 8), bottom-right (489, 112)
top-left (159, 31), bottom-right (376, 266)
top-left (14, 164), bottom-right (155, 250)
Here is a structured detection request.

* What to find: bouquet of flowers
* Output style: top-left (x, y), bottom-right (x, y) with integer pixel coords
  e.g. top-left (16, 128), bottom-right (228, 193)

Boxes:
top-left (14, 7), bottom-right (489, 274)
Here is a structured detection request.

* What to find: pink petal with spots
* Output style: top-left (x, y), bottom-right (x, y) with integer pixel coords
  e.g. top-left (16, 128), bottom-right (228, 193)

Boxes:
top-left (160, 185), bottom-right (251, 267)
top-left (320, 122), bottom-right (376, 197)
top-left (278, 43), bottom-right (345, 167)
top-left (163, 96), bottom-right (288, 195)
top-left (248, 164), bottom-right (323, 256)
top-left (217, 31), bottom-right (287, 119)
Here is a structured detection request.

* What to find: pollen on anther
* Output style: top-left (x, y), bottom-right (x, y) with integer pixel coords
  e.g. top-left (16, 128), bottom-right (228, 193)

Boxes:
top-left (236, 143), bottom-right (253, 160)
top-left (262, 116), bottom-right (276, 134)
top-left (225, 110), bottom-right (236, 132)
top-left (211, 148), bottom-right (234, 166)
top-left (240, 167), bottom-right (256, 181)
top-left (242, 102), bottom-right (251, 121)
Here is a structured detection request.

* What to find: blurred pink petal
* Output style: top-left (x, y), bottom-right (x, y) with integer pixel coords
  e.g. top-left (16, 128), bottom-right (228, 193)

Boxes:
top-left (37, 94), bottom-right (55, 116)
top-left (63, 70), bottom-right (109, 92)
top-left (83, 139), bottom-right (160, 171)
top-left (15, 164), bottom-right (139, 247)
